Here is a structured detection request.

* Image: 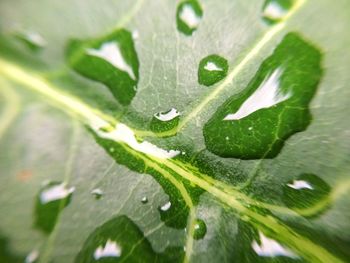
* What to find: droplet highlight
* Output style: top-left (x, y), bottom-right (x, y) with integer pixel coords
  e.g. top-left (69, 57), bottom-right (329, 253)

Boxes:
top-left (262, 0), bottom-right (294, 24)
top-left (283, 173), bottom-right (330, 211)
top-left (198, 54), bottom-right (228, 86)
top-left (176, 0), bottom-right (203, 35)
top-left (66, 29), bottom-right (139, 105)
top-left (203, 33), bottom-right (322, 159)
top-left (94, 239), bottom-right (121, 260)
top-left (25, 249), bottom-right (39, 263)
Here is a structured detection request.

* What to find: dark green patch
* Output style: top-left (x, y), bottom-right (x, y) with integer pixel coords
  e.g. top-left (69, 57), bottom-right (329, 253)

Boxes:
top-left (34, 181), bottom-right (74, 234)
top-left (75, 215), bottom-right (184, 262)
top-left (66, 29), bottom-right (139, 105)
top-left (203, 33), bottom-right (322, 159)
top-left (150, 108), bottom-right (180, 134)
top-left (234, 221), bottom-right (301, 262)
top-left (283, 173), bottom-right (330, 210)
top-left (262, 0), bottom-right (294, 25)
top-left (198, 54), bottom-right (228, 86)
top-left (176, 0), bottom-right (203, 36)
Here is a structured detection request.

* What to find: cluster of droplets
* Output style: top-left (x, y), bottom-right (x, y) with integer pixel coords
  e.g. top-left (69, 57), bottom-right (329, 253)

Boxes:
top-left (13, 0), bottom-right (329, 261)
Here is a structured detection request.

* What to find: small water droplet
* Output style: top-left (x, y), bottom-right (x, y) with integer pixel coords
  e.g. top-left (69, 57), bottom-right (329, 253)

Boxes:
top-left (141, 196), bottom-right (148, 204)
top-left (262, 0), bottom-right (294, 24)
top-left (193, 219), bottom-right (207, 240)
top-left (176, 0), bottom-right (203, 35)
top-left (160, 201), bottom-right (171, 211)
top-left (283, 173), bottom-right (330, 211)
top-left (91, 188), bottom-right (103, 199)
top-left (14, 30), bottom-right (46, 52)
top-left (67, 29), bottom-right (139, 105)
top-left (198, 54), bottom-right (228, 86)
top-left (34, 181), bottom-right (75, 234)
top-left (150, 108), bottom-right (180, 133)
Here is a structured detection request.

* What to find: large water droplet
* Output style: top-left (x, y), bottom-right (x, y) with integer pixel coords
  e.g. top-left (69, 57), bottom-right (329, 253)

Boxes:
top-left (34, 181), bottom-right (75, 234)
top-left (262, 0), bottom-right (294, 24)
top-left (92, 124), bottom-right (191, 229)
top-left (283, 173), bottom-right (331, 211)
top-left (176, 0), bottom-right (203, 35)
top-left (75, 216), bottom-right (184, 262)
top-left (193, 219), bottom-right (207, 240)
top-left (94, 239), bottom-right (121, 260)
top-left (66, 29), bottom-right (139, 105)
top-left (25, 249), bottom-right (39, 263)
top-left (160, 201), bottom-right (172, 212)
top-left (14, 31), bottom-right (46, 52)
top-left (198, 54), bottom-right (229, 86)
top-left (203, 33), bottom-right (322, 159)
top-left (252, 231), bottom-right (298, 258)
top-left (150, 108), bottom-right (180, 133)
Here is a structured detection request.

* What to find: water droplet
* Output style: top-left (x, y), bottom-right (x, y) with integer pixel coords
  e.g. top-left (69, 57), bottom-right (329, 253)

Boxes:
top-left (203, 33), bottom-right (322, 159)
top-left (141, 196), bottom-right (148, 204)
top-left (25, 249), bottom-right (39, 263)
top-left (252, 231), bottom-right (298, 258)
top-left (91, 188), bottom-right (103, 199)
top-left (198, 54), bottom-right (228, 86)
top-left (75, 215), bottom-right (184, 262)
top-left (176, 0), bottom-right (203, 35)
top-left (94, 239), bottom-right (121, 260)
top-left (283, 173), bottom-right (330, 211)
top-left (34, 181), bottom-right (74, 234)
top-left (193, 219), bottom-right (207, 240)
top-left (150, 108), bottom-right (180, 133)
top-left (67, 29), bottom-right (139, 105)
top-left (14, 31), bottom-right (46, 52)
top-left (262, 0), bottom-right (294, 24)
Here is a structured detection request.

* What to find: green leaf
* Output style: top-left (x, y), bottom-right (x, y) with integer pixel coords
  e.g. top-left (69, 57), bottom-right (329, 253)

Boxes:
top-left (0, 0), bottom-right (350, 262)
